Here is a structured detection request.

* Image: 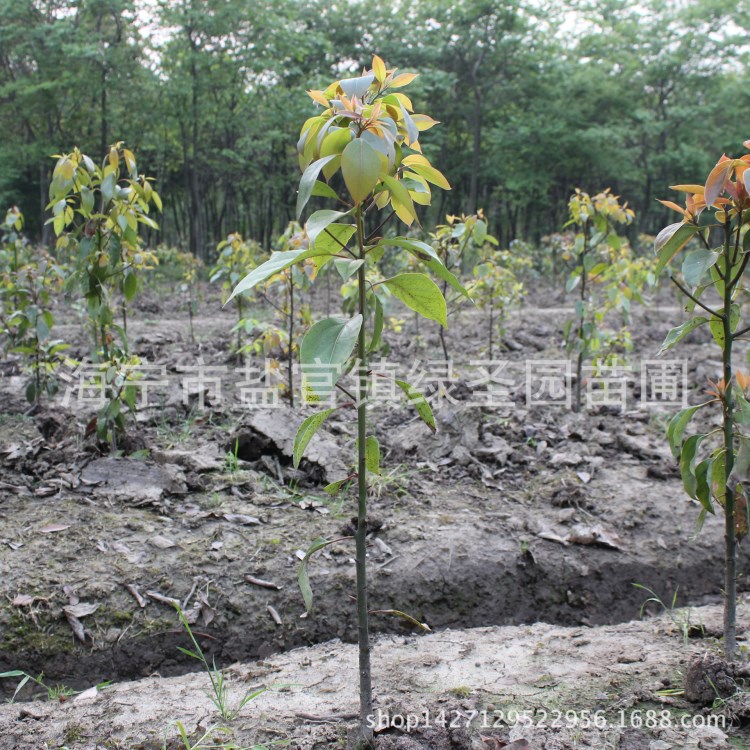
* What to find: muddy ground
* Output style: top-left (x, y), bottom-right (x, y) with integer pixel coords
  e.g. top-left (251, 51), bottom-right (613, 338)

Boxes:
top-left (1, 279), bottom-right (749, 748)
top-left (1, 602), bottom-right (749, 749)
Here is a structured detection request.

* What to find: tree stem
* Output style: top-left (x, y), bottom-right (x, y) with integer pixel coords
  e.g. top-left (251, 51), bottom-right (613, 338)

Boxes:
top-left (288, 274), bottom-right (295, 408)
top-left (574, 226), bottom-right (589, 413)
top-left (354, 204), bottom-right (373, 742)
top-left (722, 220), bottom-right (737, 660)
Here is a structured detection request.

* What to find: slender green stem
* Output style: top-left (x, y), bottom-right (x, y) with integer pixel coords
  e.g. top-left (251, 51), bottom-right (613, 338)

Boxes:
top-left (288, 274), bottom-right (295, 408)
top-left (722, 217), bottom-right (737, 660)
top-left (574, 223), bottom-right (589, 413)
top-left (669, 276), bottom-right (723, 320)
top-left (354, 203), bottom-right (373, 743)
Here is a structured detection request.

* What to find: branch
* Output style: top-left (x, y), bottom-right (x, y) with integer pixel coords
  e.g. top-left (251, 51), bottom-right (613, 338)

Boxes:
top-left (365, 210), bottom-right (396, 245)
top-left (335, 382), bottom-right (357, 402)
top-left (669, 276), bottom-right (723, 320)
top-left (324, 227), bottom-right (355, 257)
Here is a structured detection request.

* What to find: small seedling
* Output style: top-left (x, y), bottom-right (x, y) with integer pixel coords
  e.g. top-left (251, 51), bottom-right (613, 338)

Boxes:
top-left (162, 719), bottom-right (277, 750)
top-left (563, 189), bottom-right (651, 412)
top-left (0, 670), bottom-right (110, 703)
top-left (49, 142), bottom-right (161, 448)
top-left (211, 233), bottom-right (261, 356)
top-left (174, 603), bottom-right (266, 722)
top-left (633, 584), bottom-right (703, 646)
top-left (224, 439), bottom-right (240, 474)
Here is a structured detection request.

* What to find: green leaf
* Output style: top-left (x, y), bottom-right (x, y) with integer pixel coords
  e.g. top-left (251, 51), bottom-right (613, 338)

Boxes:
top-left (658, 317), bottom-right (708, 355)
top-left (341, 139), bottom-right (382, 204)
top-left (339, 73), bottom-right (375, 99)
top-left (709, 304), bottom-right (739, 347)
top-left (312, 180), bottom-right (339, 201)
top-left (369, 295), bottom-right (384, 352)
top-left (25, 380), bottom-right (37, 404)
top-left (667, 405), bottom-right (702, 458)
top-left (298, 537), bottom-right (346, 613)
top-left (296, 155), bottom-right (338, 219)
top-left (306, 209), bottom-right (352, 245)
top-left (293, 408), bottom-right (337, 468)
top-left (682, 248), bottom-right (719, 287)
top-left (680, 433), bottom-right (705, 499)
top-left (80, 186), bottom-right (95, 215)
top-left (381, 175), bottom-right (418, 224)
top-left (399, 103), bottom-right (419, 144)
top-left (384, 273), bottom-right (447, 327)
top-left (300, 315), bottom-right (362, 398)
top-left (324, 477), bottom-right (351, 495)
top-left (333, 258), bottom-right (364, 280)
top-left (365, 435), bottom-right (380, 475)
top-left (735, 392), bottom-right (750, 426)
top-left (313, 223), bottom-right (356, 254)
top-left (228, 245), bottom-right (334, 303)
top-left (730, 436), bottom-right (750, 489)
top-left (123, 271), bottom-right (137, 301)
top-left (712, 451), bottom-right (727, 507)
top-left (473, 219), bottom-right (487, 245)
top-left (654, 222), bottom-right (700, 275)
top-left (101, 172), bottom-right (116, 203)
top-left (378, 238), bottom-right (470, 299)
top-left (395, 379), bottom-right (436, 432)
top-left (565, 273), bottom-right (581, 293)
top-left (694, 458), bottom-right (714, 513)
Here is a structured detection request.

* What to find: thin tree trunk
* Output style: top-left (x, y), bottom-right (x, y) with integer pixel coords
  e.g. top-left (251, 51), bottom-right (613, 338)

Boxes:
top-left (354, 204), bottom-right (373, 745)
top-left (722, 220), bottom-right (737, 659)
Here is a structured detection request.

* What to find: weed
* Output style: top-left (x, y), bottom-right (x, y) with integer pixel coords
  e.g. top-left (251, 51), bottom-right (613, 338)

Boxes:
top-left (163, 720), bottom-right (275, 750)
top-left (203, 492), bottom-right (224, 510)
top-left (0, 669), bottom-right (110, 703)
top-left (367, 464), bottom-right (417, 501)
top-left (173, 604), bottom-right (266, 722)
top-left (633, 584), bottom-right (703, 646)
top-left (224, 439), bottom-right (240, 474)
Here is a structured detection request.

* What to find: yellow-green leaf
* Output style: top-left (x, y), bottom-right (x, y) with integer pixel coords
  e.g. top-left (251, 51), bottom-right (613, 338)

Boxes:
top-left (384, 273), bottom-right (447, 327)
top-left (341, 138), bottom-right (382, 204)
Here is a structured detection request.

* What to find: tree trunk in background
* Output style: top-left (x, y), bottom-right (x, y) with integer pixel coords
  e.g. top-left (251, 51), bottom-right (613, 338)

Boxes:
top-left (39, 162), bottom-right (51, 247)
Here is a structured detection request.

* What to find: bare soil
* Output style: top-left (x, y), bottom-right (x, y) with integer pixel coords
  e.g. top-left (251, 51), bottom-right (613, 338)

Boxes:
top-left (0, 281), bottom-right (748, 749)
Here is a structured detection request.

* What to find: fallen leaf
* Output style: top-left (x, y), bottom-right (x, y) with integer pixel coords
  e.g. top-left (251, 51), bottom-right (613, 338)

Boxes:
top-left (245, 575), bottom-right (283, 590)
top-left (566, 523), bottom-right (623, 551)
top-left (38, 523), bottom-right (71, 534)
top-left (64, 612), bottom-right (86, 643)
top-left (577, 471), bottom-right (591, 484)
top-left (146, 590), bottom-right (180, 607)
top-left (34, 486), bottom-right (58, 498)
top-left (223, 513), bottom-right (261, 525)
top-left (267, 604), bottom-right (282, 625)
top-left (150, 535), bottom-right (176, 549)
top-left (73, 686), bottom-right (98, 703)
top-left (12, 594), bottom-right (33, 607)
top-left (63, 602), bottom-right (99, 618)
top-left (124, 583), bottom-right (147, 608)
top-left (537, 529), bottom-right (569, 546)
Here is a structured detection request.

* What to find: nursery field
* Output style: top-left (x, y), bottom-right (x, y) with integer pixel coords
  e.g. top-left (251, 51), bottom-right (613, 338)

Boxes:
top-left (1, 279), bottom-right (749, 749)
top-left (2, 5), bottom-right (750, 746)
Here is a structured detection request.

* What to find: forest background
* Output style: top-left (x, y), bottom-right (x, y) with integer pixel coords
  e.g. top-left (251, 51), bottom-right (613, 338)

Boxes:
top-left (1, 0), bottom-right (747, 259)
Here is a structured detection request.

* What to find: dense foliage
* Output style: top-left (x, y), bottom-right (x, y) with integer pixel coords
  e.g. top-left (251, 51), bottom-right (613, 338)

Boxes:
top-left (1, 0), bottom-right (747, 258)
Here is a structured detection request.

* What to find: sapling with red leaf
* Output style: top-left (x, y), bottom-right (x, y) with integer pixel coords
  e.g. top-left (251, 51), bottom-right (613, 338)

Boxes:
top-left (655, 138), bottom-right (750, 659)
